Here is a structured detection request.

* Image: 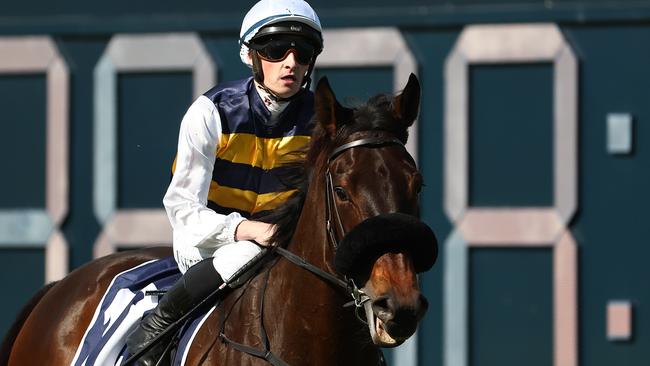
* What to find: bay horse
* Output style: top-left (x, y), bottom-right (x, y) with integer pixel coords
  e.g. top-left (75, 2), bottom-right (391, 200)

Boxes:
top-left (1, 74), bottom-right (437, 366)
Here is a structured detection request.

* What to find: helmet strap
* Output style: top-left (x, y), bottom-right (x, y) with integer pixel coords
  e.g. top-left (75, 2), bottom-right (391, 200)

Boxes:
top-left (302, 60), bottom-right (316, 90)
top-left (251, 52), bottom-right (265, 85)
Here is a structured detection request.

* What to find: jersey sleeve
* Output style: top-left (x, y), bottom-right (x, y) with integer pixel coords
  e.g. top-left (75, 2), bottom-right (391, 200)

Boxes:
top-left (163, 95), bottom-right (246, 251)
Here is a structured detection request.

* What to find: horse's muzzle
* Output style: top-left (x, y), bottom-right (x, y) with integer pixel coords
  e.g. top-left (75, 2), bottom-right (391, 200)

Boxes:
top-left (372, 293), bottom-right (428, 340)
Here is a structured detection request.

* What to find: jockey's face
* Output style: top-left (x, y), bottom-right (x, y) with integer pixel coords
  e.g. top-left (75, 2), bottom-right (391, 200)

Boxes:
top-left (245, 35), bottom-right (312, 99)
top-left (258, 51), bottom-right (309, 98)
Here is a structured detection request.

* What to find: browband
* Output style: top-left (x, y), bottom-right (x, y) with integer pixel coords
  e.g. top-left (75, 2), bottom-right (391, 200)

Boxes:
top-left (328, 136), bottom-right (404, 162)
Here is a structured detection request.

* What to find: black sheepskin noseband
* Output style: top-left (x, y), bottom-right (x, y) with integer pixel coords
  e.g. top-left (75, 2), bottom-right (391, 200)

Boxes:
top-left (334, 213), bottom-right (438, 284)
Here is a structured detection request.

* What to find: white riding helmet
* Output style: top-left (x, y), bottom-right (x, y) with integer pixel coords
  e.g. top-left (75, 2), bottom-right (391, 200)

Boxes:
top-left (239, 0), bottom-right (323, 67)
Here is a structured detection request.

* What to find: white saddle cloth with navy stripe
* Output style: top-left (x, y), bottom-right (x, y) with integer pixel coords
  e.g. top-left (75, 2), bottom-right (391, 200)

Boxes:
top-left (69, 257), bottom-right (215, 366)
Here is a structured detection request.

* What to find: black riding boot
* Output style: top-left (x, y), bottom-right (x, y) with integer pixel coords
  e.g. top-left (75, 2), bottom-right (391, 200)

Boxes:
top-left (126, 258), bottom-right (224, 366)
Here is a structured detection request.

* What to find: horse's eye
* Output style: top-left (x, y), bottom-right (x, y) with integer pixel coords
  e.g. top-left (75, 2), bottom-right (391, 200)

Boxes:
top-left (334, 187), bottom-right (349, 201)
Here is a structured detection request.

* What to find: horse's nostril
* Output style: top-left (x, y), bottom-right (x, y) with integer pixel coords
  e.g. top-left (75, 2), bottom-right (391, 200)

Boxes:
top-left (372, 296), bottom-right (394, 320)
top-left (372, 294), bottom-right (425, 339)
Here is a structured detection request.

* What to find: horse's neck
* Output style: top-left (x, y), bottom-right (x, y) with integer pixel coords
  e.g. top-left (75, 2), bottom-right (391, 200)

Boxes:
top-left (289, 183), bottom-right (331, 263)
top-left (263, 179), bottom-right (379, 365)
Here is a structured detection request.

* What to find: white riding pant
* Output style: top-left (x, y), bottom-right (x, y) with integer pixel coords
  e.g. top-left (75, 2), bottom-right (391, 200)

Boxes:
top-left (174, 240), bottom-right (263, 284)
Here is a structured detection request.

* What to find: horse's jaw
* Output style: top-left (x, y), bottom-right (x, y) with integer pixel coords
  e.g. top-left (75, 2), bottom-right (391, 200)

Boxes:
top-left (362, 301), bottom-right (407, 348)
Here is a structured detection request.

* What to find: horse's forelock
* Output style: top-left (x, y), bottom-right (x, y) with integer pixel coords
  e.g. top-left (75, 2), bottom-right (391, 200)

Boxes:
top-left (339, 94), bottom-right (409, 145)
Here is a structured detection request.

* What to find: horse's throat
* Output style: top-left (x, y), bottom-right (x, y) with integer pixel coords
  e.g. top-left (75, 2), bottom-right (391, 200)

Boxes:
top-left (268, 186), bottom-right (351, 339)
top-left (289, 188), bottom-right (332, 264)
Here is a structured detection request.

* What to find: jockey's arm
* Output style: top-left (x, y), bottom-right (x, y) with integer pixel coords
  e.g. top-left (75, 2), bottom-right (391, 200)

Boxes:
top-left (164, 96), bottom-right (277, 251)
top-left (164, 96), bottom-right (249, 251)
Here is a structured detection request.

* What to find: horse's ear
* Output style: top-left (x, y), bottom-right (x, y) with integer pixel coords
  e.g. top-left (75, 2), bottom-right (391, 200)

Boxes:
top-left (315, 77), bottom-right (352, 136)
top-left (393, 73), bottom-right (421, 127)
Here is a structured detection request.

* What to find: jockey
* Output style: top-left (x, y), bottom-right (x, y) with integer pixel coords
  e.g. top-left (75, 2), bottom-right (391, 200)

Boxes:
top-left (125, 0), bottom-right (324, 364)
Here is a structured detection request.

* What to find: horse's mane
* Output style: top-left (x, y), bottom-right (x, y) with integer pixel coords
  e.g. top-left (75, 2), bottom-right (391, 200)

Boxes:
top-left (258, 93), bottom-right (410, 248)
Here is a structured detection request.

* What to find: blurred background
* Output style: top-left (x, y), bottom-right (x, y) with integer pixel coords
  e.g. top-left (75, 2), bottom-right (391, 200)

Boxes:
top-left (1, 1), bottom-right (649, 365)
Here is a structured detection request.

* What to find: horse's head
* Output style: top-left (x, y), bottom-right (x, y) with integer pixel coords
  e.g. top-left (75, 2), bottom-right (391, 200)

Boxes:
top-left (310, 74), bottom-right (438, 347)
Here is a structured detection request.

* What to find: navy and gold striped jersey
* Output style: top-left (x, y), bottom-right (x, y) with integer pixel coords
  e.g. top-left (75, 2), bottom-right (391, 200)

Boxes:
top-left (183, 77), bottom-right (313, 218)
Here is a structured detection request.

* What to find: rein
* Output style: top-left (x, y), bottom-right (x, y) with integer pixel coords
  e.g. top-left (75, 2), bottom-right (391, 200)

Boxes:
top-left (274, 247), bottom-right (368, 310)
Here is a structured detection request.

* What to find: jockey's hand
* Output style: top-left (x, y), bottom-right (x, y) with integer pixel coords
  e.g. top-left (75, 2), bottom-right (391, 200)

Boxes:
top-left (235, 220), bottom-right (277, 247)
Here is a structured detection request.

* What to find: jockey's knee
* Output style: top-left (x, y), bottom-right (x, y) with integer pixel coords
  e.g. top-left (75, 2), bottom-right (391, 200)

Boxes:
top-left (212, 241), bottom-right (263, 286)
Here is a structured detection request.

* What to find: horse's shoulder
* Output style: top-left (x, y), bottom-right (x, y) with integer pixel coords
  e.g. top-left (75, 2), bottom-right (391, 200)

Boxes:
top-left (186, 267), bottom-right (272, 363)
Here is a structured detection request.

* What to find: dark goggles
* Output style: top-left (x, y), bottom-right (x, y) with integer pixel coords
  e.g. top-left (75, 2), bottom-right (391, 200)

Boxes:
top-left (247, 37), bottom-right (317, 65)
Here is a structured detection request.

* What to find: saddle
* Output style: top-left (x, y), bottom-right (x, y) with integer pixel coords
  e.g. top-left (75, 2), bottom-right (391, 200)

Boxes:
top-left (67, 257), bottom-right (190, 365)
top-left (69, 252), bottom-right (269, 366)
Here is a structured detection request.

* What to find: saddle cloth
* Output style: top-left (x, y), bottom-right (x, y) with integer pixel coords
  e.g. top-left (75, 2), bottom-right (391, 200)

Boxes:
top-left (69, 256), bottom-right (216, 366)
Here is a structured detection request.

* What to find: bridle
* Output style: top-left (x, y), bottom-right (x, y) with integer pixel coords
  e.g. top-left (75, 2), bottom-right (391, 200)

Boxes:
top-left (277, 132), bottom-right (407, 311)
top-left (324, 134), bottom-right (406, 250)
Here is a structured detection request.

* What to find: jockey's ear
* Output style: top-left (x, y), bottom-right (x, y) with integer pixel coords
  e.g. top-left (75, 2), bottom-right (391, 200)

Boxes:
top-left (392, 73), bottom-right (420, 128)
top-left (315, 77), bottom-right (353, 137)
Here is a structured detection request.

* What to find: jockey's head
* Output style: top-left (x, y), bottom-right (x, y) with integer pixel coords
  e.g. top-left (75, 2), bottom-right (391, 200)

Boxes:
top-left (239, 0), bottom-right (323, 100)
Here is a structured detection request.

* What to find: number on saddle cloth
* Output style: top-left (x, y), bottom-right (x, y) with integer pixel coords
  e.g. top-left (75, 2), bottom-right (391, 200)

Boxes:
top-left (144, 289), bottom-right (168, 297)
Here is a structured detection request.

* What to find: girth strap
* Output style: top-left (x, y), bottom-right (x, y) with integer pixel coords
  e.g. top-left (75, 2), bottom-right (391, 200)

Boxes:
top-left (219, 263), bottom-right (290, 366)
